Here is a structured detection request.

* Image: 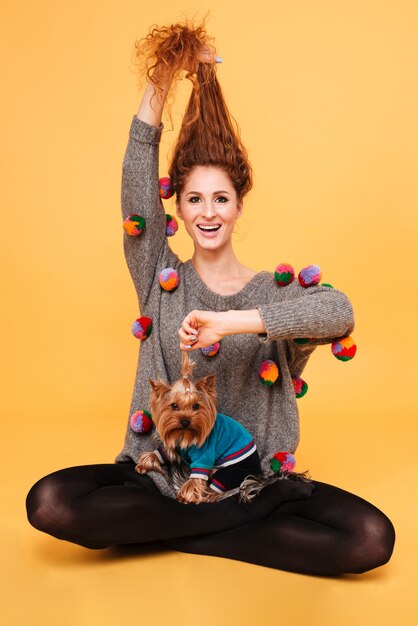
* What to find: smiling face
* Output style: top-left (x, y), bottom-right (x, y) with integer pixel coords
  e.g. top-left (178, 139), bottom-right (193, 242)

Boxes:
top-left (175, 165), bottom-right (243, 253)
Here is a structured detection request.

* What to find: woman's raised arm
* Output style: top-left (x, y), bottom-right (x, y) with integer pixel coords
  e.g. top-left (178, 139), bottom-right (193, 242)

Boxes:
top-left (122, 50), bottom-right (220, 307)
top-left (136, 65), bottom-right (174, 127)
top-left (121, 65), bottom-right (177, 307)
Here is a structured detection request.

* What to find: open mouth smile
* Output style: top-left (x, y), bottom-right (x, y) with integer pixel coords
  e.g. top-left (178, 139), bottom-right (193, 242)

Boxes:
top-left (197, 224), bottom-right (221, 232)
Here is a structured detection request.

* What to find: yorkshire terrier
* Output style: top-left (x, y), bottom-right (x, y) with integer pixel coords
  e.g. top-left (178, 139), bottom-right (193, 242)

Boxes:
top-left (134, 351), bottom-right (262, 504)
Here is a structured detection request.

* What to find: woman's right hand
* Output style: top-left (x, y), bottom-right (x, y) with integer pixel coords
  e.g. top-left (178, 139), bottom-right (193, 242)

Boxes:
top-left (181, 45), bottom-right (221, 73)
top-left (152, 45), bottom-right (219, 81)
top-left (137, 32), bottom-right (221, 129)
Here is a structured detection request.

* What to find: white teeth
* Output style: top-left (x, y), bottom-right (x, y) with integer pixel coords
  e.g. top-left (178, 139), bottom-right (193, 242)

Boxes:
top-left (197, 225), bottom-right (221, 231)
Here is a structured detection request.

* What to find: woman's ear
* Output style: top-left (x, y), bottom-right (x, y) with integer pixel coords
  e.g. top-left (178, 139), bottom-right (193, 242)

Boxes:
top-left (236, 199), bottom-right (243, 219)
top-left (175, 199), bottom-right (183, 221)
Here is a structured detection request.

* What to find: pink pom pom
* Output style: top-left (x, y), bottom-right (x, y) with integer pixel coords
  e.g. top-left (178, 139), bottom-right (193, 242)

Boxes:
top-left (130, 410), bottom-right (152, 433)
top-left (274, 263), bottom-right (295, 286)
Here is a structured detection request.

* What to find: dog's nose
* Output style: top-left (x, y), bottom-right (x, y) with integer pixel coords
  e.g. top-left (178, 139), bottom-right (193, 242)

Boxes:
top-left (180, 419), bottom-right (190, 428)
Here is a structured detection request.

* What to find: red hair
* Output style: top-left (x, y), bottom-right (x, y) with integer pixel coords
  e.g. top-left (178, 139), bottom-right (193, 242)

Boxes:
top-left (133, 17), bottom-right (253, 201)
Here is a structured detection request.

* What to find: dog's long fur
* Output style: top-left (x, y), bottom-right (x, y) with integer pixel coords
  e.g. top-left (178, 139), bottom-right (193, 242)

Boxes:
top-left (135, 351), bottom-right (220, 503)
top-left (135, 351), bottom-right (311, 503)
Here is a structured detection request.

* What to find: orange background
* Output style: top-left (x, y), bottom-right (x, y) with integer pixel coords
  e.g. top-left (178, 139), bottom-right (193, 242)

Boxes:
top-left (1, 1), bottom-right (417, 624)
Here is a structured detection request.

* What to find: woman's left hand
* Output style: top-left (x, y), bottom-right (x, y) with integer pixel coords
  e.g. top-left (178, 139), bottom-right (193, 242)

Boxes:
top-left (178, 310), bottom-right (224, 350)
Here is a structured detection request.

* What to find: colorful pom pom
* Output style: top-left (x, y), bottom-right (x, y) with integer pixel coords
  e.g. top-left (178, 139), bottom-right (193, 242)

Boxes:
top-left (123, 214), bottom-right (146, 236)
top-left (159, 177), bottom-right (174, 200)
top-left (131, 316), bottom-right (153, 340)
top-left (292, 377), bottom-right (308, 398)
top-left (271, 452), bottom-right (296, 474)
top-left (298, 264), bottom-right (322, 287)
top-left (331, 336), bottom-right (357, 361)
top-left (321, 283), bottom-right (334, 289)
top-left (258, 360), bottom-right (279, 386)
top-left (165, 214), bottom-right (178, 237)
top-left (274, 263), bottom-right (295, 286)
top-left (159, 268), bottom-right (179, 291)
top-left (130, 410), bottom-right (153, 433)
top-left (201, 342), bottom-right (220, 357)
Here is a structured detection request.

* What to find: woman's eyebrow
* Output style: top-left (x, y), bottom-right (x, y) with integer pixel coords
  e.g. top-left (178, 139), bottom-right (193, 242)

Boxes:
top-left (186, 190), bottom-right (230, 195)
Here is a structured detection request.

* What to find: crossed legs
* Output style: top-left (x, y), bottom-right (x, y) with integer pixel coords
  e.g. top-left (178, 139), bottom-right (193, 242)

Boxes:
top-left (26, 463), bottom-right (395, 575)
top-left (164, 480), bottom-right (396, 575)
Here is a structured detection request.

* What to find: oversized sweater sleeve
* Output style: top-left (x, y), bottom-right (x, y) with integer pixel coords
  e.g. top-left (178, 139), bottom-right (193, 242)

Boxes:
top-left (256, 282), bottom-right (355, 377)
top-left (257, 283), bottom-right (355, 342)
top-left (121, 115), bottom-right (176, 306)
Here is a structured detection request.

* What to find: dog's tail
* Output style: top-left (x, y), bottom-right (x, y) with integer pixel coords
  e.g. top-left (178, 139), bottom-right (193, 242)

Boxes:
top-left (181, 349), bottom-right (196, 384)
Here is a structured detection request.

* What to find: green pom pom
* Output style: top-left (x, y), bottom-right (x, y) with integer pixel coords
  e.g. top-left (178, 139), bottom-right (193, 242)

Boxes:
top-left (271, 457), bottom-right (283, 473)
top-left (321, 283), bottom-right (334, 289)
top-left (294, 338), bottom-right (310, 345)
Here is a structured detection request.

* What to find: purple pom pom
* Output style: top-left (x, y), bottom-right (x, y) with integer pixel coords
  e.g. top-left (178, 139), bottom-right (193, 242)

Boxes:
top-left (298, 265), bottom-right (322, 287)
top-left (201, 342), bottom-right (220, 357)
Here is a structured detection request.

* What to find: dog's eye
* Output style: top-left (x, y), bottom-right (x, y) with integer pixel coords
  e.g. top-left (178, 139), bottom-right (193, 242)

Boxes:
top-left (171, 403), bottom-right (179, 410)
top-left (192, 403), bottom-right (200, 410)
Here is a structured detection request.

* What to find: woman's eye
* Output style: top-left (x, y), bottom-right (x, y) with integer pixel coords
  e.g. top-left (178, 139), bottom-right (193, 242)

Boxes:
top-left (171, 403), bottom-right (179, 410)
top-left (215, 196), bottom-right (228, 202)
top-left (189, 196), bottom-right (201, 203)
top-left (192, 403), bottom-right (200, 410)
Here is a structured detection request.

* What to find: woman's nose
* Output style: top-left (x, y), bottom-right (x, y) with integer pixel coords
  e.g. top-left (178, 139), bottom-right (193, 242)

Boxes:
top-left (201, 203), bottom-right (216, 218)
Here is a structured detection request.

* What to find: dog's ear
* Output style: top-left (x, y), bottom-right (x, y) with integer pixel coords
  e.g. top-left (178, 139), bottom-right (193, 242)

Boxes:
top-left (149, 378), bottom-right (171, 398)
top-left (195, 373), bottom-right (216, 399)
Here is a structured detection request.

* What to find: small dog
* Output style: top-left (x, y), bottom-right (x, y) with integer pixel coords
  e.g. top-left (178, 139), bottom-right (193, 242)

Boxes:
top-left (135, 351), bottom-right (262, 504)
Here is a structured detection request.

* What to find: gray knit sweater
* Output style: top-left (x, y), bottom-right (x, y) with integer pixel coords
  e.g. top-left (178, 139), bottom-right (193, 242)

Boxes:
top-left (115, 115), bottom-right (355, 499)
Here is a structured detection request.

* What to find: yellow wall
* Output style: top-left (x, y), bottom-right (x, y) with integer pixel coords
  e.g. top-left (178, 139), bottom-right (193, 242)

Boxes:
top-left (1, 1), bottom-right (417, 625)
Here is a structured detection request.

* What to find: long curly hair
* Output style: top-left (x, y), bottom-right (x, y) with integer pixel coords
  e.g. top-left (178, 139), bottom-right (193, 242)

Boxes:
top-left (132, 16), bottom-right (253, 202)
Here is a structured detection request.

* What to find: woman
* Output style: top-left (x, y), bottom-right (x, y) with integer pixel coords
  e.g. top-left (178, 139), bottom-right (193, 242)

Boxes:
top-left (26, 22), bottom-right (395, 575)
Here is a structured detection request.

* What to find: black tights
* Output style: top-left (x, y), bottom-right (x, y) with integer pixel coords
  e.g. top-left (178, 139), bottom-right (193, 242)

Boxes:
top-left (25, 462), bottom-right (395, 576)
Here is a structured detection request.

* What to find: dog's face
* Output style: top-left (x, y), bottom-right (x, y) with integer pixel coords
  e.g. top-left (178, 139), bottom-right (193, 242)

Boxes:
top-left (149, 373), bottom-right (217, 450)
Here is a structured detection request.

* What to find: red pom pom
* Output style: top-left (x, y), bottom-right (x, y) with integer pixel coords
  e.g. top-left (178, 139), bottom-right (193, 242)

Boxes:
top-left (131, 316), bottom-right (153, 340)
top-left (130, 410), bottom-right (153, 433)
top-left (270, 452), bottom-right (296, 474)
top-left (159, 177), bottom-right (174, 199)
top-left (292, 377), bottom-right (308, 398)
top-left (331, 336), bottom-right (357, 361)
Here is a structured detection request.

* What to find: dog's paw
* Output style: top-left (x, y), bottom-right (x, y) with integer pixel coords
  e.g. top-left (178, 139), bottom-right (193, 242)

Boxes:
top-left (176, 478), bottom-right (217, 504)
top-left (203, 490), bottom-right (221, 503)
top-left (135, 451), bottom-right (164, 475)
